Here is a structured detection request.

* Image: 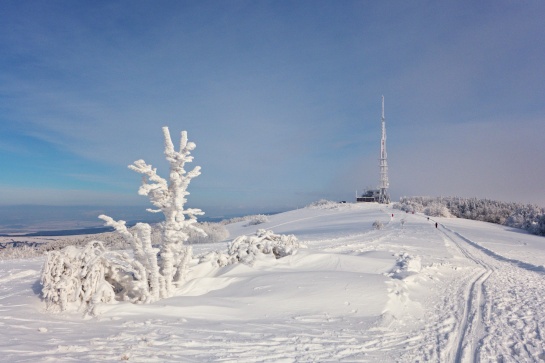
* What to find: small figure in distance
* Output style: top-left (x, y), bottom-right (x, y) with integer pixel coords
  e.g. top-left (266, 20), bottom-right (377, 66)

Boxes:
top-left (435, 222), bottom-right (438, 228)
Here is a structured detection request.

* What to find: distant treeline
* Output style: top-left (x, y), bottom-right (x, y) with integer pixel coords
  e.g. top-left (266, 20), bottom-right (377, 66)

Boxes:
top-left (395, 196), bottom-right (545, 236)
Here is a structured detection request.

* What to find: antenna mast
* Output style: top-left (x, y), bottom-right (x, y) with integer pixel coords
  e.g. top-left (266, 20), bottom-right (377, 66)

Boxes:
top-left (379, 95), bottom-right (390, 203)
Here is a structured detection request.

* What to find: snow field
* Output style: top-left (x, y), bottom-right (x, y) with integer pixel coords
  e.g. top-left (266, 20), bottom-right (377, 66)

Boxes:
top-left (1, 203), bottom-right (544, 362)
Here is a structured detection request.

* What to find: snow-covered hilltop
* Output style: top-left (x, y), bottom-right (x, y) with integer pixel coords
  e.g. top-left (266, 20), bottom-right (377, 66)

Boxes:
top-left (1, 202), bottom-right (544, 362)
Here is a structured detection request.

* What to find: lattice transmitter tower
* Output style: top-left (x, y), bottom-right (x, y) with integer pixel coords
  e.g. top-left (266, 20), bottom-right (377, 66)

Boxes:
top-left (378, 95), bottom-right (390, 204)
top-left (356, 96), bottom-right (391, 204)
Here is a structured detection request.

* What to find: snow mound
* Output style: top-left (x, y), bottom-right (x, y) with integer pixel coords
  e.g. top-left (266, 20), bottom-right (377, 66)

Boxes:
top-left (373, 220), bottom-right (384, 230)
top-left (388, 252), bottom-right (422, 279)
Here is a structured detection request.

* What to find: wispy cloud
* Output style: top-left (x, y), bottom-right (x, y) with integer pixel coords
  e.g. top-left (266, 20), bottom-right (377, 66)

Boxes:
top-left (1, 0), bottom-right (544, 213)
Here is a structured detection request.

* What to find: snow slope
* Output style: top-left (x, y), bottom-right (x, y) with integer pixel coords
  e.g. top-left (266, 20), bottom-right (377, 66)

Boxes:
top-left (0, 203), bottom-right (544, 362)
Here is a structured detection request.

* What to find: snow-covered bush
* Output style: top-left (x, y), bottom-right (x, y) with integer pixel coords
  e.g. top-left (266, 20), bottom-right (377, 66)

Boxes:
top-left (199, 229), bottom-right (302, 267)
top-left (186, 222), bottom-right (229, 244)
top-left (1, 245), bottom-right (40, 260)
top-left (245, 214), bottom-right (269, 226)
top-left (373, 220), bottom-right (384, 230)
top-left (306, 199), bottom-right (357, 211)
top-left (423, 202), bottom-right (452, 218)
top-left (41, 241), bottom-right (116, 315)
top-left (221, 214), bottom-right (271, 225)
top-left (229, 229), bottom-right (300, 263)
top-left (307, 199), bottom-right (339, 209)
top-left (41, 127), bottom-right (206, 312)
top-left (528, 215), bottom-right (545, 236)
top-left (394, 199), bottom-right (419, 214)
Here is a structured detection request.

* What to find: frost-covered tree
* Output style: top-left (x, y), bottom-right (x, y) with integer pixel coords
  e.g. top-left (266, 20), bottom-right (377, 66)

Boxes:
top-left (41, 127), bottom-right (206, 311)
top-left (423, 202), bottom-right (452, 218)
top-left (101, 127), bottom-right (206, 298)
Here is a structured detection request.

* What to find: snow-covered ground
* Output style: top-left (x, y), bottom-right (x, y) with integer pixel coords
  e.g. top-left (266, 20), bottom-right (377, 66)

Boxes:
top-left (1, 203), bottom-right (544, 362)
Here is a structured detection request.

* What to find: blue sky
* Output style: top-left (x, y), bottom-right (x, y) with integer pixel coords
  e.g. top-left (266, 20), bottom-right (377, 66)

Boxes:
top-left (1, 0), bottom-right (544, 220)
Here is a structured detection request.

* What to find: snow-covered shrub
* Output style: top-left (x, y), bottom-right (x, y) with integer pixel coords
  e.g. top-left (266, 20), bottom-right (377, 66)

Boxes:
top-left (307, 199), bottom-right (339, 209)
top-left (529, 215), bottom-right (545, 236)
top-left (0, 245), bottom-right (40, 260)
top-left (229, 229), bottom-right (300, 262)
top-left (245, 214), bottom-right (269, 226)
top-left (394, 198), bottom-right (421, 213)
top-left (41, 241), bottom-right (116, 315)
top-left (372, 220), bottom-right (384, 230)
top-left (306, 199), bottom-right (357, 211)
top-left (423, 202), bottom-right (452, 218)
top-left (186, 222), bottom-right (229, 244)
top-left (199, 229), bottom-right (301, 267)
top-left (221, 214), bottom-right (271, 225)
top-left (220, 216), bottom-right (247, 225)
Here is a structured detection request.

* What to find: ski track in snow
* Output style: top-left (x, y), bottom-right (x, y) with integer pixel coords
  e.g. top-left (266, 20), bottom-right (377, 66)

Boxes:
top-left (399, 218), bottom-right (545, 363)
top-left (444, 224), bottom-right (545, 363)
top-left (1, 205), bottom-right (545, 362)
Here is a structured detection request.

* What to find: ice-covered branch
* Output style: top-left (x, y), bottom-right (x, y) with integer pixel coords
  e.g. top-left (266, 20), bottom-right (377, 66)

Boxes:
top-left (98, 214), bottom-right (165, 300)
